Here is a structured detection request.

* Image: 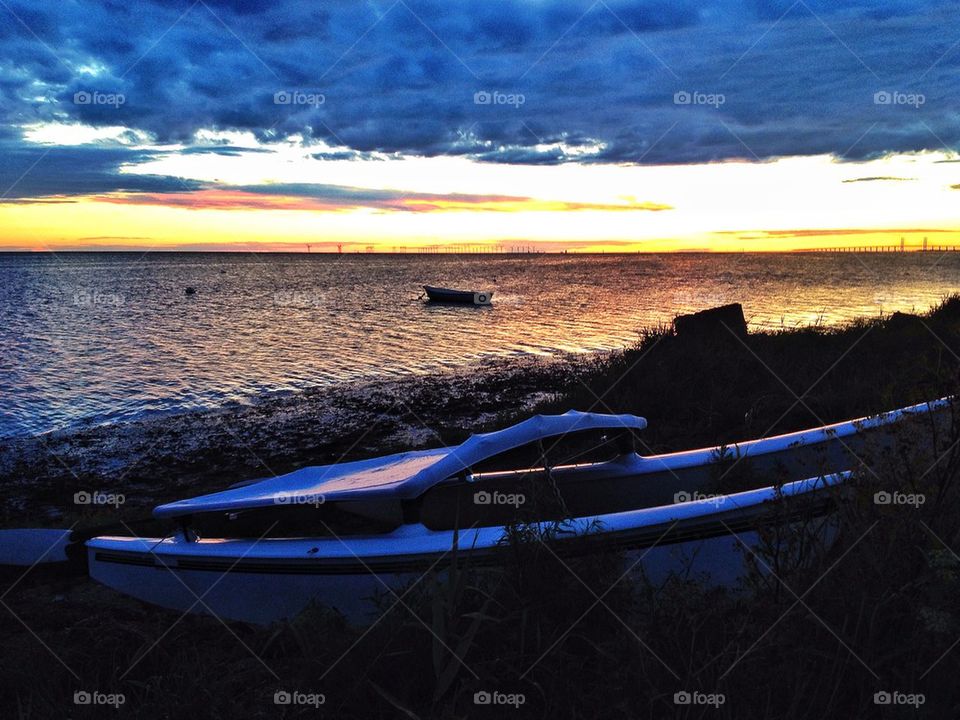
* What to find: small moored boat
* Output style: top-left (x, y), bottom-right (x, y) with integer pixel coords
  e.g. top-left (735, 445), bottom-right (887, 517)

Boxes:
top-left (423, 285), bottom-right (493, 305)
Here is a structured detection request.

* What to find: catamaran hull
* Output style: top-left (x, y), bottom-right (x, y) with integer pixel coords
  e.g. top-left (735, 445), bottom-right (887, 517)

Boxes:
top-left (88, 474), bottom-right (842, 625)
top-left (88, 551), bottom-right (421, 624)
top-left (88, 534), bottom-right (765, 625)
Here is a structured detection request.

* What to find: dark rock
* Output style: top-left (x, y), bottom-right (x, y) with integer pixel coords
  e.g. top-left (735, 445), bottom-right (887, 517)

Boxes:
top-left (887, 311), bottom-right (925, 333)
top-left (674, 303), bottom-right (748, 340)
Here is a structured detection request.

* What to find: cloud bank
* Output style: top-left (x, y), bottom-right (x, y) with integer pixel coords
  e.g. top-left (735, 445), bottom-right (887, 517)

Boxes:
top-left (1, 0), bottom-right (958, 200)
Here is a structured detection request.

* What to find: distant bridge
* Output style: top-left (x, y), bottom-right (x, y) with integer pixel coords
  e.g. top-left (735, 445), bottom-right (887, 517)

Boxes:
top-left (799, 237), bottom-right (960, 253)
top-left (413, 244), bottom-right (538, 254)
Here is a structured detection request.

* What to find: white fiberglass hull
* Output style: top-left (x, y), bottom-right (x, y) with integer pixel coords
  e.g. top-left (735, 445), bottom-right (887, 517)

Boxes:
top-left (88, 474), bottom-right (844, 625)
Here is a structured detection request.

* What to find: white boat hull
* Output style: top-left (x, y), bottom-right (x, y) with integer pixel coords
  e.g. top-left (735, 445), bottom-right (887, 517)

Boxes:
top-left (88, 474), bottom-right (843, 624)
top-left (89, 534), bottom-right (767, 624)
top-left (88, 550), bottom-right (420, 624)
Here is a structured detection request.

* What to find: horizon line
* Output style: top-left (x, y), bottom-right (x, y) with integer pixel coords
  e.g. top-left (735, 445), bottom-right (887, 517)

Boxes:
top-left (3, 247), bottom-right (958, 255)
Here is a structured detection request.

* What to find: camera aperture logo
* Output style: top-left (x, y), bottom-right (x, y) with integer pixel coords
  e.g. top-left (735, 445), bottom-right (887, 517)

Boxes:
top-left (474, 490), bottom-right (525, 508)
top-left (274, 90), bottom-right (325, 107)
top-left (874, 690), bottom-right (924, 708)
top-left (274, 491), bottom-right (325, 507)
top-left (74, 690), bottom-right (125, 708)
top-left (274, 690), bottom-right (325, 707)
top-left (73, 90), bottom-right (125, 107)
top-left (474, 690), bottom-right (525, 708)
top-left (674, 490), bottom-right (726, 507)
top-left (874, 490), bottom-right (925, 508)
top-left (674, 690), bottom-right (725, 707)
top-left (874, 90), bottom-right (924, 108)
top-left (74, 490), bottom-right (125, 508)
top-left (674, 90), bottom-right (725, 108)
top-left (473, 90), bottom-right (525, 108)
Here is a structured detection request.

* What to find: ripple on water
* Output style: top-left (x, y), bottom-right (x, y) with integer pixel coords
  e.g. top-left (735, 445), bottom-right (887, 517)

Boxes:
top-left (2, 252), bottom-right (959, 437)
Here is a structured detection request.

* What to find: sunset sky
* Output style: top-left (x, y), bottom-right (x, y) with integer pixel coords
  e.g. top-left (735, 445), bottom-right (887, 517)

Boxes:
top-left (1, 0), bottom-right (959, 252)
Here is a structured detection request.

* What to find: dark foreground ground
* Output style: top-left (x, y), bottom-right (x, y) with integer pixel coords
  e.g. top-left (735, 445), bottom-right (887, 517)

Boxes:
top-left (4, 299), bottom-right (960, 718)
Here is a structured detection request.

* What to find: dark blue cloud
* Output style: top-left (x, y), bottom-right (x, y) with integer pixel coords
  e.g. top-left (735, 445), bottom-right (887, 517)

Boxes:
top-left (0, 143), bottom-right (200, 199)
top-left (0, 0), bottom-right (957, 179)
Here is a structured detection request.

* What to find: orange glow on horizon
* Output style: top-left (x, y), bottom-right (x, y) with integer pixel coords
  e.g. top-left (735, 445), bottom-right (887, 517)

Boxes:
top-left (2, 147), bottom-right (959, 253)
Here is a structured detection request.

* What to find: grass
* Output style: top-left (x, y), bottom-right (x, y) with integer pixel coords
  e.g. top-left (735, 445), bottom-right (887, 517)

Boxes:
top-left (4, 298), bottom-right (960, 718)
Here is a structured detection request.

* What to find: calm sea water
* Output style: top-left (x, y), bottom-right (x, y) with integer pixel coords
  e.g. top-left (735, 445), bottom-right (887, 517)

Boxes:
top-left (2, 251), bottom-right (959, 438)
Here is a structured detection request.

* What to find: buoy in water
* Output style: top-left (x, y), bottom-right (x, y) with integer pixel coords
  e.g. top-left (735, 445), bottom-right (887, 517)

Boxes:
top-left (185, 287), bottom-right (197, 295)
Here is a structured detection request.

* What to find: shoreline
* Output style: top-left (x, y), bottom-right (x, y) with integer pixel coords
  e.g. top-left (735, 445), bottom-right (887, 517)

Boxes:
top-left (0, 346), bottom-right (623, 443)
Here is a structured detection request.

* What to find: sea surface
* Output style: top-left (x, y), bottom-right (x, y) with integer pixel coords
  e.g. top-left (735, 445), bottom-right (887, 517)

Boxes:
top-left (2, 251), bottom-right (959, 439)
